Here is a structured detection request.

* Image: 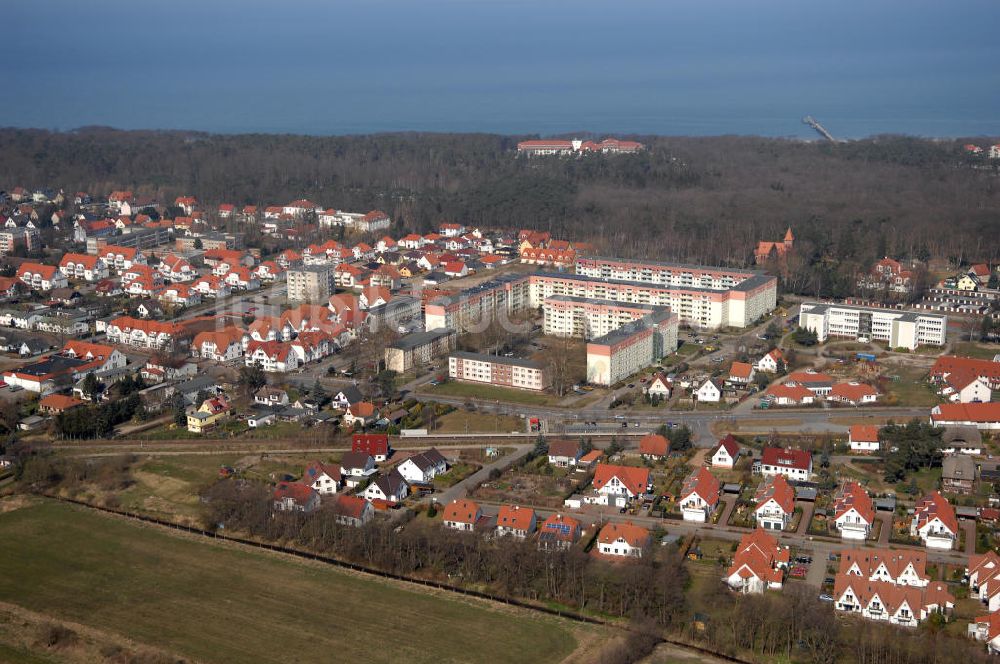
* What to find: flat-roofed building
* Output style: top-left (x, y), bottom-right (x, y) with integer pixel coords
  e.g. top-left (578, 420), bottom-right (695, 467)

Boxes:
top-left (448, 351), bottom-right (549, 391)
top-left (798, 302), bottom-right (946, 350)
top-left (586, 309), bottom-right (679, 386)
top-left (543, 295), bottom-right (666, 338)
top-left (424, 273), bottom-right (531, 333)
top-left (287, 265), bottom-right (334, 303)
top-left (384, 328), bottom-right (456, 373)
top-left (529, 268), bottom-right (775, 330)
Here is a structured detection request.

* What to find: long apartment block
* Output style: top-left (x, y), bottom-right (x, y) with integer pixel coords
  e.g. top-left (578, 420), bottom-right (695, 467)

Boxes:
top-left (448, 351), bottom-right (549, 391)
top-left (543, 295), bottom-right (668, 338)
top-left (798, 302), bottom-right (947, 350)
top-left (530, 269), bottom-right (776, 330)
top-left (424, 273), bottom-right (532, 332)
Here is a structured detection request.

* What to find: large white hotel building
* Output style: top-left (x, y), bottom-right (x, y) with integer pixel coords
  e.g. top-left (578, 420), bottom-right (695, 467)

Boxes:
top-left (798, 302), bottom-right (947, 350)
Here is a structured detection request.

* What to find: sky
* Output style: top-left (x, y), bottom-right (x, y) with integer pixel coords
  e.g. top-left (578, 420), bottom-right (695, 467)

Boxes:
top-left (2, 0), bottom-right (999, 138)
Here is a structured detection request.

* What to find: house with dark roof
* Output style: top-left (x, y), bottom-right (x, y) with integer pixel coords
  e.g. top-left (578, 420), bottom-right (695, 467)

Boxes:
top-left (362, 470), bottom-right (409, 503)
top-left (547, 439), bottom-right (583, 467)
top-left (396, 448), bottom-right (448, 484)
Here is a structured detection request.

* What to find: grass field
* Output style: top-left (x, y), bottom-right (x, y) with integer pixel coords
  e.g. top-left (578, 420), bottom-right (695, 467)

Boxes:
top-left (434, 410), bottom-right (523, 433)
top-left (954, 342), bottom-right (1000, 360)
top-left (881, 364), bottom-right (941, 407)
top-left (0, 499), bottom-right (583, 664)
top-left (422, 380), bottom-right (562, 406)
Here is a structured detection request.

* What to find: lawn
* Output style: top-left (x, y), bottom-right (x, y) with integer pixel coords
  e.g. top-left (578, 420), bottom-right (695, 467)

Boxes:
top-left (434, 410), bottom-right (523, 433)
top-left (881, 364), bottom-right (941, 407)
top-left (115, 454), bottom-right (243, 521)
top-left (954, 342), bottom-right (1000, 360)
top-left (0, 499), bottom-right (582, 664)
top-left (422, 380), bottom-right (562, 406)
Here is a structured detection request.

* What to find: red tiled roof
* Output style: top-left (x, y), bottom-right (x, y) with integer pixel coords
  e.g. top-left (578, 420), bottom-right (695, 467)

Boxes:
top-left (755, 475), bottom-right (795, 514)
top-left (592, 464), bottom-right (650, 496)
top-left (830, 382), bottom-right (878, 402)
top-left (850, 425), bottom-right (880, 443)
top-left (680, 467), bottom-right (720, 505)
top-left (638, 434), bottom-right (669, 457)
top-left (932, 402), bottom-right (1000, 424)
top-left (496, 505), bottom-right (535, 531)
top-left (273, 481), bottom-right (317, 504)
top-left (597, 521), bottom-right (650, 548)
top-left (443, 499), bottom-right (480, 524)
top-left (715, 434), bottom-right (740, 458)
top-left (839, 548), bottom-right (926, 580)
top-left (832, 482), bottom-right (874, 524)
top-left (39, 394), bottom-right (84, 411)
top-left (760, 447), bottom-right (812, 471)
top-left (729, 361), bottom-right (753, 379)
top-left (912, 491), bottom-right (958, 535)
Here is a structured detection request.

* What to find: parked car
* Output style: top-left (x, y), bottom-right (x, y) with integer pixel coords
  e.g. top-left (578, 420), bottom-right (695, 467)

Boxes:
top-left (818, 594), bottom-right (834, 602)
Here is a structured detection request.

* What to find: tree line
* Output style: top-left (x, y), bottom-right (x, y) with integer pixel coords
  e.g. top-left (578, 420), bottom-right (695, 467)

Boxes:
top-left (1, 128), bottom-right (998, 297)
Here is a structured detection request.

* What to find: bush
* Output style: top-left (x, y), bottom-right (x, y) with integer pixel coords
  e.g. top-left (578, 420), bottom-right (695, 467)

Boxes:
top-left (36, 622), bottom-right (78, 649)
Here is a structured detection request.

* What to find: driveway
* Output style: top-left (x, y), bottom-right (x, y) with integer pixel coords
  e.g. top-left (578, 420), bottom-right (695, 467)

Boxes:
top-left (796, 501), bottom-right (815, 535)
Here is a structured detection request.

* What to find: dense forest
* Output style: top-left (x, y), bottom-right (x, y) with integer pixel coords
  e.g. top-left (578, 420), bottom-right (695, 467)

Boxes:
top-left (2, 127), bottom-right (999, 296)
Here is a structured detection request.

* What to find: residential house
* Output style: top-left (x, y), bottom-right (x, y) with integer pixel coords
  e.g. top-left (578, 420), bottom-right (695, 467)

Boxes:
top-left (339, 451), bottom-right (377, 489)
top-left (38, 393), bottom-right (85, 414)
top-left (352, 433), bottom-right (390, 462)
top-left (186, 396), bottom-right (230, 433)
top-left (940, 426), bottom-right (983, 455)
top-left (787, 371), bottom-right (834, 396)
top-left (759, 447), bottom-right (812, 481)
top-left (754, 475), bottom-right (795, 531)
top-left (696, 379), bottom-right (722, 403)
top-left (679, 467), bottom-right (721, 522)
top-left (59, 253), bottom-right (108, 282)
top-left (591, 464), bottom-right (651, 507)
top-left (765, 382), bottom-right (815, 406)
top-left (725, 528), bottom-right (789, 594)
top-left (396, 448), bottom-right (448, 484)
top-left (931, 403), bottom-right (1000, 431)
top-left (596, 521), bottom-right (650, 558)
top-left (547, 439), bottom-right (583, 467)
top-left (644, 373), bottom-right (671, 398)
top-left (756, 348), bottom-right (784, 373)
top-left (17, 262), bottom-right (68, 291)
top-left (711, 434), bottom-right (740, 469)
top-left (254, 386), bottom-right (290, 408)
top-left (829, 382), bottom-right (879, 406)
top-left (538, 513), bottom-right (582, 551)
top-left (849, 425), bottom-right (880, 453)
top-left (273, 482), bottom-right (320, 513)
top-left (343, 401), bottom-right (377, 428)
top-left (727, 361), bottom-right (755, 387)
top-left (841, 549), bottom-right (929, 587)
top-left (331, 495), bottom-right (374, 527)
top-left (302, 461), bottom-right (342, 495)
top-left (638, 433), bottom-right (669, 460)
top-left (942, 455), bottom-right (976, 495)
top-left (968, 612), bottom-right (1000, 654)
top-left (332, 385), bottom-right (364, 410)
top-left (443, 499), bottom-right (482, 532)
top-left (362, 470), bottom-right (409, 503)
top-left (192, 327), bottom-right (245, 362)
top-left (910, 492), bottom-right (958, 549)
top-left (833, 577), bottom-right (953, 627)
top-left (968, 551), bottom-right (1000, 613)
top-left (832, 482), bottom-right (875, 540)
top-left (495, 505), bottom-right (537, 539)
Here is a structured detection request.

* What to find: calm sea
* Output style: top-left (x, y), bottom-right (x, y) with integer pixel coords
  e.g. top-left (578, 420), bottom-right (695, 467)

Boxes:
top-left (2, 0), bottom-right (999, 138)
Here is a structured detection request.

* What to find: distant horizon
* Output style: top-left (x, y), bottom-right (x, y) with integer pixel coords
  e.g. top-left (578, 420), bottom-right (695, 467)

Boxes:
top-left (3, 124), bottom-right (998, 143)
top-left (3, 0), bottom-right (999, 140)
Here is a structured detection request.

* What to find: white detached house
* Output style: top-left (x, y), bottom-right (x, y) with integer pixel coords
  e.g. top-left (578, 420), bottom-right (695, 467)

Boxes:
top-left (679, 467), bottom-right (720, 523)
top-left (711, 435), bottom-right (740, 469)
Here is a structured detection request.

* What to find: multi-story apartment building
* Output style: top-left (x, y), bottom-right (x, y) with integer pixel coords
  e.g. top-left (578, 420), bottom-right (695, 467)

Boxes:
top-left (543, 295), bottom-right (666, 339)
top-left (384, 328), bottom-right (457, 373)
top-left (0, 227), bottom-right (39, 254)
top-left (448, 351), bottom-right (549, 391)
top-left (529, 269), bottom-right (775, 330)
top-left (287, 265), bottom-right (335, 303)
top-left (585, 309), bottom-right (679, 386)
top-left (424, 274), bottom-right (532, 332)
top-left (798, 302), bottom-right (946, 350)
